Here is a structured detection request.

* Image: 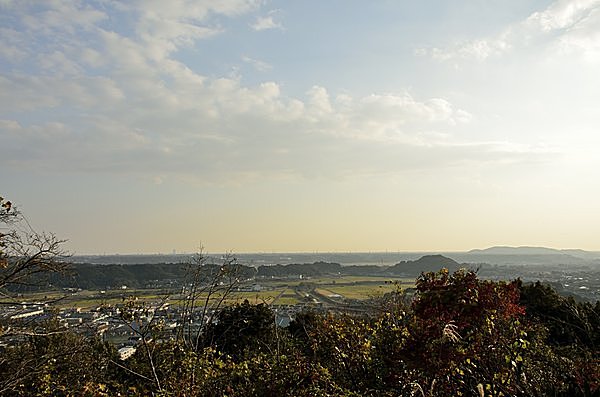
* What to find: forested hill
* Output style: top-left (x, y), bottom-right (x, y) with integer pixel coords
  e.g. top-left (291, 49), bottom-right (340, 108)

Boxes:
top-left (388, 254), bottom-right (462, 274)
top-left (36, 262), bottom-right (257, 290)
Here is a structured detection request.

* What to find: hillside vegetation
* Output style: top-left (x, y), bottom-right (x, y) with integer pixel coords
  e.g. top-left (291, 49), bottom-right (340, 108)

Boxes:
top-left (1, 268), bottom-right (598, 396)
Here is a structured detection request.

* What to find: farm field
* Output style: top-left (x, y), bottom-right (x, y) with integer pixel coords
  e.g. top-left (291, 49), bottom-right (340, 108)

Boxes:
top-left (8, 276), bottom-right (416, 310)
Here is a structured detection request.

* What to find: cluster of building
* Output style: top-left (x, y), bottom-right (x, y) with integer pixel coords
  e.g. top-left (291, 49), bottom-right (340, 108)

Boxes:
top-left (0, 298), bottom-right (299, 360)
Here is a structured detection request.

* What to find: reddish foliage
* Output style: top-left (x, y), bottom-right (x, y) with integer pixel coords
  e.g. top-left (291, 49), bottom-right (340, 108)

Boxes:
top-left (398, 269), bottom-right (528, 394)
top-left (413, 268), bottom-right (524, 334)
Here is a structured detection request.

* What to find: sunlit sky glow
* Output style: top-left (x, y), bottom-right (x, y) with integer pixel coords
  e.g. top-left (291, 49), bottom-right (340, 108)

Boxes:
top-left (2, 0), bottom-right (600, 254)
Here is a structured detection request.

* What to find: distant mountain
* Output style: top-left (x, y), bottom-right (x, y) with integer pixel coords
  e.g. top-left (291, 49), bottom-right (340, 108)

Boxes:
top-left (389, 255), bottom-right (462, 275)
top-left (459, 246), bottom-right (600, 266)
top-left (468, 246), bottom-right (600, 258)
top-left (559, 249), bottom-right (600, 260)
top-left (468, 246), bottom-right (564, 255)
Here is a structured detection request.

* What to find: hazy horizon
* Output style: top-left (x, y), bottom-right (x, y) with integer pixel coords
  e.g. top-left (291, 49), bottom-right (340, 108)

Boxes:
top-left (3, 1), bottom-right (600, 253)
top-left (73, 245), bottom-right (600, 258)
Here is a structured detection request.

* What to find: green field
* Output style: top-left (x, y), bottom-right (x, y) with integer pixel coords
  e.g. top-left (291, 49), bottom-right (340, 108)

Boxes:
top-left (326, 284), bottom-right (396, 300)
top-left (6, 276), bottom-right (416, 310)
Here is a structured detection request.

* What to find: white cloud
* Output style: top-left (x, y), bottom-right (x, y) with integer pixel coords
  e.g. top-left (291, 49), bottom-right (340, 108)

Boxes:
top-left (553, 6), bottom-right (600, 61)
top-left (242, 56), bottom-right (273, 71)
top-left (38, 50), bottom-right (83, 76)
top-left (250, 10), bottom-right (283, 31)
top-left (421, 0), bottom-right (600, 62)
top-left (0, 0), bottom-right (548, 184)
top-left (128, 0), bottom-right (262, 56)
top-left (428, 38), bottom-right (511, 61)
top-left (527, 0), bottom-right (600, 31)
top-left (0, 27), bottom-right (28, 62)
top-left (0, 31), bottom-right (26, 61)
top-left (20, 0), bottom-right (107, 34)
top-left (306, 86), bottom-right (333, 116)
top-left (454, 109), bottom-right (473, 124)
top-left (0, 119), bottom-right (20, 131)
top-left (0, 74), bottom-right (125, 112)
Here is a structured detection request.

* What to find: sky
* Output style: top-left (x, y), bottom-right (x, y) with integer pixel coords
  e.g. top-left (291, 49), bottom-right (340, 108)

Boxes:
top-left (2, 0), bottom-right (600, 254)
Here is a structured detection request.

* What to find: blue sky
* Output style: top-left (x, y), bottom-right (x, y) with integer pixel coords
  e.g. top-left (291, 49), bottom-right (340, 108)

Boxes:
top-left (2, 0), bottom-right (600, 253)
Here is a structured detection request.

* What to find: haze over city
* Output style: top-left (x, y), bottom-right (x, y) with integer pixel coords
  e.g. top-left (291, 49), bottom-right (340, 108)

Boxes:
top-left (2, 0), bottom-right (600, 254)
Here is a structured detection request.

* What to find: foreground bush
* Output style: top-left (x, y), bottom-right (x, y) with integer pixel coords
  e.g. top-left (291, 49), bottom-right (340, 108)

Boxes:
top-left (0, 270), bottom-right (598, 396)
